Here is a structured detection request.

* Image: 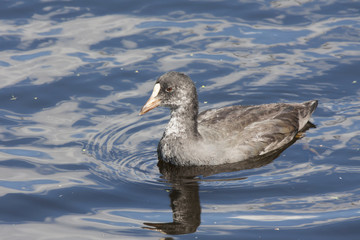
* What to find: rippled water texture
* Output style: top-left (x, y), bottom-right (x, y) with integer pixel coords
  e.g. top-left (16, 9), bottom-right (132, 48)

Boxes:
top-left (0, 0), bottom-right (360, 239)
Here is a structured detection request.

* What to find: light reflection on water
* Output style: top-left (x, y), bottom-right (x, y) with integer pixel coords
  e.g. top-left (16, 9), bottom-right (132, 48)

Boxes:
top-left (1, 12), bottom-right (359, 89)
top-left (0, 0), bottom-right (359, 238)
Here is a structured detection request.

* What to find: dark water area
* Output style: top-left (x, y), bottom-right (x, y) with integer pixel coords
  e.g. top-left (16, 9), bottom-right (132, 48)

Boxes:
top-left (0, 0), bottom-right (360, 239)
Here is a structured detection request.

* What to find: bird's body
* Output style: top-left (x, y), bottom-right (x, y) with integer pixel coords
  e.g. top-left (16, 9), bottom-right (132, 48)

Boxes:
top-left (140, 72), bottom-right (317, 166)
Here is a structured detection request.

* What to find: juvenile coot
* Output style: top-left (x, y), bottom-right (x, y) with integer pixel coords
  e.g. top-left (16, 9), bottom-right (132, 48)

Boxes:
top-left (140, 72), bottom-right (317, 166)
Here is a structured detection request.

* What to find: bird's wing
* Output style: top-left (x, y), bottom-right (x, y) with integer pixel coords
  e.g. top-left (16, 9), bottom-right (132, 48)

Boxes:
top-left (197, 101), bottom-right (317, 155)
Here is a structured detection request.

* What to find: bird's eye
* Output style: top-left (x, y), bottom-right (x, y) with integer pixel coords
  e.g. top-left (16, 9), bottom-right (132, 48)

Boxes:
top-left (166, 87), bottom-right (173, 93)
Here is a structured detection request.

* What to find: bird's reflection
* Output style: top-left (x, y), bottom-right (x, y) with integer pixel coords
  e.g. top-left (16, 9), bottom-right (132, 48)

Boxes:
top-left (143, 177), bottom-right (201, 235)
top-left (144, 123), bottom-right (315, 235)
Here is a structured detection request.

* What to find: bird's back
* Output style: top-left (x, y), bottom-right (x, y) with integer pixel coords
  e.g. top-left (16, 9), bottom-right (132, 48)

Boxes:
top-left (197, 100), bottom-right (318, 158)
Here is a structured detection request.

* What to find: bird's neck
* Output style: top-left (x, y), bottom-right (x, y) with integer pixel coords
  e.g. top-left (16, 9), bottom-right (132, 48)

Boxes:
top-left (165, 103), bottom-right (199, 139)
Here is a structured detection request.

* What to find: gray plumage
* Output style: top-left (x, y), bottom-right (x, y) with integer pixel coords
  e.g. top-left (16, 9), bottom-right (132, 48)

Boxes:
top-left (140, 72), bottom-right (318, 166)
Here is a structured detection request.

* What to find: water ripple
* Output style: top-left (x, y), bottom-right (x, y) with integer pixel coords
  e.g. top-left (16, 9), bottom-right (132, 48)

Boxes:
top-left (86, 112), bottom-right (167, 186)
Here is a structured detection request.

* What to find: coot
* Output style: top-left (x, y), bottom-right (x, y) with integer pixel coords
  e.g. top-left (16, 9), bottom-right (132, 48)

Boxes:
top-left (140, 72), bottom-right (317, 166)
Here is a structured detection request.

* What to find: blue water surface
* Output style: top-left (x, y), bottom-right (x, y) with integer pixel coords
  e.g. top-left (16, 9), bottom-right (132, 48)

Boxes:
top-left (0, 0), bottom-right (360, 239)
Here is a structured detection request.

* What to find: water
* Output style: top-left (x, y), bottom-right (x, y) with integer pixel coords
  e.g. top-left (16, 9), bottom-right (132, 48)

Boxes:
top-left (0, 0), bottom-right (359, 239)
